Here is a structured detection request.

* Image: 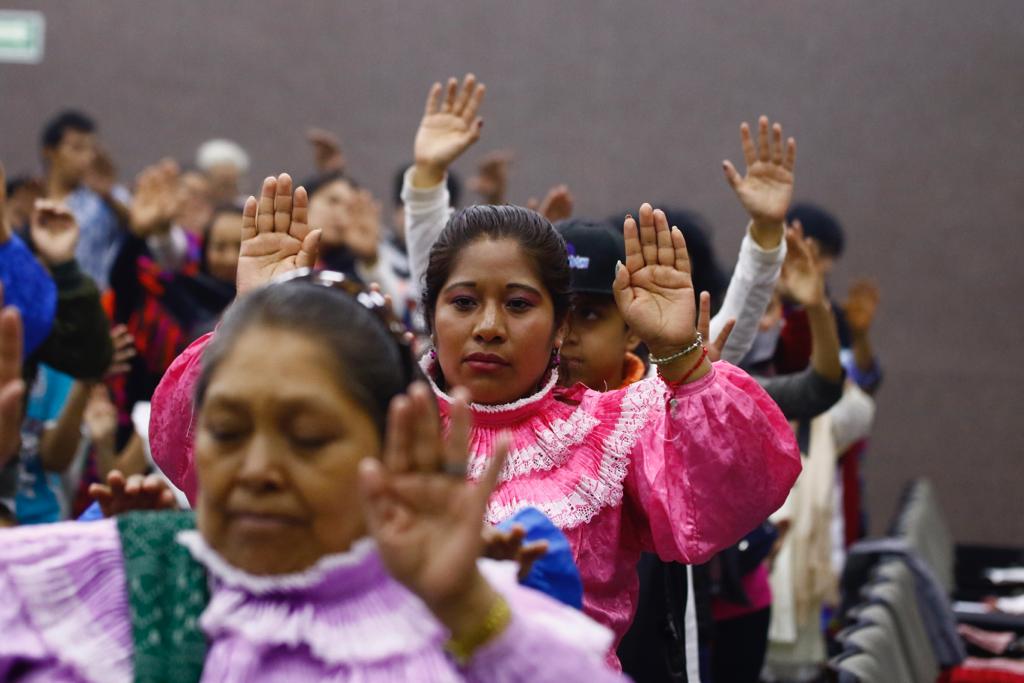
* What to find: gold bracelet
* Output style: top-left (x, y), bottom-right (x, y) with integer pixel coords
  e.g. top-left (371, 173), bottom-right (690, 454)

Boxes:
top-left (445, 594), bottom-right (512, 665)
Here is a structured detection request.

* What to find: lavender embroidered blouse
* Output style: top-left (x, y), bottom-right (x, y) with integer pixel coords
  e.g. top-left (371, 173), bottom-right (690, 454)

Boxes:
top-left (148, 335), bottom-right (801, 651)
top-left (0, 519), bottom-right (622, 682)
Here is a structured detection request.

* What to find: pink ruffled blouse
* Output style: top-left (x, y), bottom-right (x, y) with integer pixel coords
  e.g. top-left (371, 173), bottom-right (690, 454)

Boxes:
top-left (149, 334), bottom-right (801, 656)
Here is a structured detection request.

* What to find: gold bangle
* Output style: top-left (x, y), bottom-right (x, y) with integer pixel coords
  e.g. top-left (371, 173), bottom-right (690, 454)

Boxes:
top-left (445, 594), bottom-right (512, 665)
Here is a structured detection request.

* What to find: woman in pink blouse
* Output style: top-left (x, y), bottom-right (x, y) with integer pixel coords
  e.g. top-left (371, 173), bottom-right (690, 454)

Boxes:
top-left (1, 274), bottom-right (623, 682)
top-left (151, 75), bottom-right (801, 665)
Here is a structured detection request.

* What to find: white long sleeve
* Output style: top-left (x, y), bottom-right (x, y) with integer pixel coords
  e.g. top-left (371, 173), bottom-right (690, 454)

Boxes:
top-left (829, 382), bottom-right (876, 452)
top-left (401, 167), bottom-right (453, 299)
top-left (711, 231), bottom-right (786, 365)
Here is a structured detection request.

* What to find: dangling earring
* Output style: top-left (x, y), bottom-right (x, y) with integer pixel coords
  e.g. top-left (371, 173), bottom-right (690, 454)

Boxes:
top-left (429, 348), bottom-right (438, 361)
top-left (550, 347), bottom-right (561, 368)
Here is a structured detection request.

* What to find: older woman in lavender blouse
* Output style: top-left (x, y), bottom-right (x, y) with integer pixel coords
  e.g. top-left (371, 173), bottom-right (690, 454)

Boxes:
top-left (0, 270), bottom-right (621, 682)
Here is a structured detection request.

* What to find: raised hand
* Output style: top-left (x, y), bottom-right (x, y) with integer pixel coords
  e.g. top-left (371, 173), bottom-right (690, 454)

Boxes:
top-left (482, 523), bottom-right (549, 581)
top-left (614, 204), bottom-right (703, 371)
top-left (236, 173), bottom-right (322, 295)
top-left (413, 74), bottom-right (487, 187)
top-left (844, 278), bottom-right (881, 338)
top-left (88, 470), bottom-right (178, 517)
top-left (779, 221), bottom-right (827, 307)
top-left (358, 382), bottom-right (507, 630)
top-left (0, 284), bottom-right (24, 466)
top-left (105, 324), bottom-right (136, 378)
top-left (30, 199), bottom-right (80, 267)
top-left (85, 146), bottom-right (119, 200)
top-left (306, 127), bottom-right (346, 173)
top-left (697, 291), bottom-right (736, 363)
top-left (469, 149), bottom-right (514, 205)
top-left (722, 116), bottom-right (796, 246)
top-left (129, 158), bottom-right (180, 237)
top-left (83, 384), bottom-right (118, 453)
top-left (528, 184), bottom-right (574, 223)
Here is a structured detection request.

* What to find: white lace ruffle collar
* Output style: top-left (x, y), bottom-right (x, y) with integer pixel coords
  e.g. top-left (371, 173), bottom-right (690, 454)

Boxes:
top-left (176, 531), bottom-right (379, 595)
top-left (419, 352), bottom-right (559, 414)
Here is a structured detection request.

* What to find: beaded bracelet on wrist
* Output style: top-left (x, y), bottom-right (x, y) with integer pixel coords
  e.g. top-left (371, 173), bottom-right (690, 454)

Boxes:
top-left (649, 332), bottom-right (704, 365)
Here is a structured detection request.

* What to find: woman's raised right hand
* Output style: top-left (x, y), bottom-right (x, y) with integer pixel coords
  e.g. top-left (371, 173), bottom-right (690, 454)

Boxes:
top-left (412, 74), bottom-right (487, 188)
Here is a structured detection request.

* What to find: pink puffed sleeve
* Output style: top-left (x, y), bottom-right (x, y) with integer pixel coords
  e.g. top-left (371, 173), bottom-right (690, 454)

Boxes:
top-left (623, 361), bottom-right (801, 564)
top-left (149, 332), bottom-right (213, 505)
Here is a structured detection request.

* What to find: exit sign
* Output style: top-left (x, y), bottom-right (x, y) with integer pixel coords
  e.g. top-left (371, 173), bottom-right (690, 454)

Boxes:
top-left (0, 11), bottom-right (44, 64)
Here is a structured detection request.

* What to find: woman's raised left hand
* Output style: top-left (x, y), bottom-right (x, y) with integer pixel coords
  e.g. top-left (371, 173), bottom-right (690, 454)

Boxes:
top-left (614, 204), bottom-right (699, 359)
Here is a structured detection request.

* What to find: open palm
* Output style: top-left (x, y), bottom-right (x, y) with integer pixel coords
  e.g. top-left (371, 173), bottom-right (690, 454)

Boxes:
top-left (779, 222), bottom-right (826, 306)
top-left (414, 75), bottom-right (486, 172)
top-left (613, 204), bottom-right (698, 354)
top-left (723, 116), bottom-right (797, 226)
top-left (236, 173), bottom-right (322, 295)
top-left (130, 159), bottom-right (179, 237)
top-left (30, 199), bottom-right (80, 267)
top-left (358, 384), bottom-right (506, 610)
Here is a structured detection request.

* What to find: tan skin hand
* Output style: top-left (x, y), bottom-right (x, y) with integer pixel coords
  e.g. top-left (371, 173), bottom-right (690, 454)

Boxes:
top-left (412, 74), bottom-right (487, 188)
top-left (844, 279), bottom-right (881, 338)
top-left (89, 470), bottom-right (178, 517)
top-left (529, 184), bottom-right (574, 223)
top-left (307, 127), bottom-right (346, 174)
top-left (83, 384), bottom-right (118, 450)
top-left (30, 199), bottom-right (80, 267)
top-left (613, 204), bottom-right (710, 384)
top-left (469, 150), bottom-right (514, 205)
top-left (357, 383), bottom-right (508, 640)
top-left (697, 291), bottom-right (736, 364)
top-left (722, 115), bottom-right (796, 249)
top-left (779, 221), bottom-right (827, 308)
top-left (482, 523), bottom-right (550, 581)
top-left (236, 173), bottom-right (322, 295)
top-left (130, 158), bottom-right (181, 237)
top-left (105, 324), bottom-right (137, 377)
top-left (780, 222), bottom-right (844, 383)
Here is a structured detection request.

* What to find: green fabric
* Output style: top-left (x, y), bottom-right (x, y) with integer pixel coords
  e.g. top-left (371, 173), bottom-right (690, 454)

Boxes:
top-left (117, 510), bottom-right (209, 683)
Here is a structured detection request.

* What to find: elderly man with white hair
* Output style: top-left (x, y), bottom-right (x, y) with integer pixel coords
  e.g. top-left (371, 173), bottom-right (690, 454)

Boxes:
top-left (196, 138), bottom-right (250, 204)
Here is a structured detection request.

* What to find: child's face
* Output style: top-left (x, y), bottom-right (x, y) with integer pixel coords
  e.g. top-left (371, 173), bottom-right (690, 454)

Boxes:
top-left (206, 212), bottom-right (242, 284)
top-left (308, 179), bottom-right (357, 248)
top-left (560, 294), bottom-right (640, 392)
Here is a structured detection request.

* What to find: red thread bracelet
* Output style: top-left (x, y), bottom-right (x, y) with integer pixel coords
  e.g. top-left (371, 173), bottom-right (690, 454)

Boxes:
top-left (676, 346), bottom-right (709, 385)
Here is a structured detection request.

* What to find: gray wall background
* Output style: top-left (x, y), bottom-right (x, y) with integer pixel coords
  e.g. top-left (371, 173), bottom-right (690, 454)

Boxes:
top-left (2, 1), bottom-right (1022, 543)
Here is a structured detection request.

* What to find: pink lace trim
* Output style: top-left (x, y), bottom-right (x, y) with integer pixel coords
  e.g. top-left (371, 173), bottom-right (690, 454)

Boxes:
top-left (466, 410), bottom-right (601, 481)
top-left (484, 378), bottom-right (666, 529)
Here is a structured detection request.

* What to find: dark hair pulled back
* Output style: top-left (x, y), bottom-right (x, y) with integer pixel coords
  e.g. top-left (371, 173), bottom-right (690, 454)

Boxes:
top-left (195, 281), bottom-right (415, 436)
top-left (422, 204), bottom-right (571, 335)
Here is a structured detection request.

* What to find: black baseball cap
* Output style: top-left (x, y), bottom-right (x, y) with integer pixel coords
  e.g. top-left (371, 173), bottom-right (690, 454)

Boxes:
top-left (555, 218), bottom-right (624, 296)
